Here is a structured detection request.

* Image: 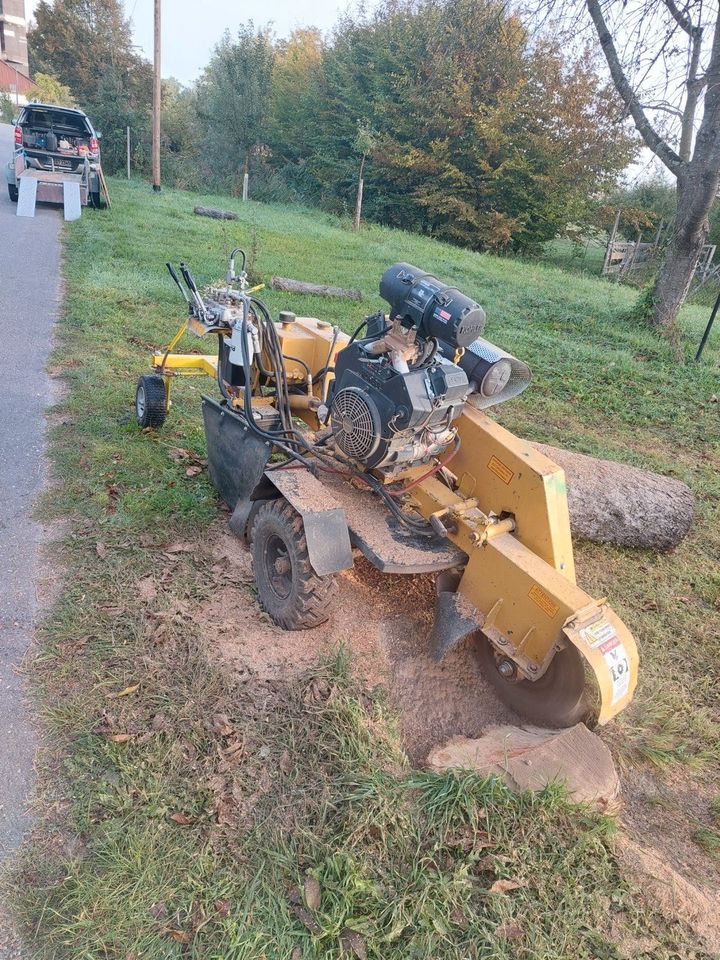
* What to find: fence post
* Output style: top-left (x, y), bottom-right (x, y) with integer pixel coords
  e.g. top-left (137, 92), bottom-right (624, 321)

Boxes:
top-left (602, 209), bottom-right (621, 276)
top-left (126, 126), bottom-right (131, 180)
top-left (242, 173), bottom-right (249, 201)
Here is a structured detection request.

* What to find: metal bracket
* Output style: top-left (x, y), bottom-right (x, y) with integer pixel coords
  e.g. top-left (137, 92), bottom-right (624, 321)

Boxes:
top-left (265, 467), bottom-right (354, 576)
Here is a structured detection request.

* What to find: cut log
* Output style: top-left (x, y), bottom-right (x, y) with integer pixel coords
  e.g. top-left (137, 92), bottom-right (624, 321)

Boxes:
top-left (532, 442), bottom-right (695, 552)
top-left (193, 205), bottom-right (239, 221)
top-left (271, 276), bottom-right (362, 301)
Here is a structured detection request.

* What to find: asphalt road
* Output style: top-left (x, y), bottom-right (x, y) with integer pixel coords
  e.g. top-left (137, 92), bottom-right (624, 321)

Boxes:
top-left (0, 121), bottom-right (62, 956)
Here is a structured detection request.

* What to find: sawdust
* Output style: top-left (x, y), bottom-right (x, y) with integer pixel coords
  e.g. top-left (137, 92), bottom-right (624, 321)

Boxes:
top-left (200, 528), bottom-right (513, 760)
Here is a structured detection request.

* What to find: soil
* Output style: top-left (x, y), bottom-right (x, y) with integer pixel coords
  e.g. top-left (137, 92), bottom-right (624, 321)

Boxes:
top-left (201, 527), bottom-right (513, 763)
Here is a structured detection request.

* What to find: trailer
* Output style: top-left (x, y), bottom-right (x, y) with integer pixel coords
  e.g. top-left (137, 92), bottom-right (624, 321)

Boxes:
top-left (5, 102), bottom-right (109, 220)
top-left (12, 149), bottom-right (94, 221)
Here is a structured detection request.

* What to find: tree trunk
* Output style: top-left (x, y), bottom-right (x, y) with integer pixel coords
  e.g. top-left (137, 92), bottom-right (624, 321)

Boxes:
top-left (650, 175), bottom-right (712, 330)
top-left (531, 442), bottom-right (695, 552)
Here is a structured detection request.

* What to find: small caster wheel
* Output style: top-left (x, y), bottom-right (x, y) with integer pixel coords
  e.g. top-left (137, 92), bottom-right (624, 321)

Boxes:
top-left (135, 375), bottom-right (167, 428)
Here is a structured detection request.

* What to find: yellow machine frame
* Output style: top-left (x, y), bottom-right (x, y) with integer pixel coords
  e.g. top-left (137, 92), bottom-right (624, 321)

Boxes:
top-left (148, 313), bottom-right (638, 725)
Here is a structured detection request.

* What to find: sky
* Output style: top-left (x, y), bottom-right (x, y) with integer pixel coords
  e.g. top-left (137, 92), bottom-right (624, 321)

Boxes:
top-left (28, 0), bottom-right (361, 85)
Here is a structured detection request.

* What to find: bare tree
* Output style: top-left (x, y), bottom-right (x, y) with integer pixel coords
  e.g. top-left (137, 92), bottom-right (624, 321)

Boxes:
top-left (559, 0), bottom-right (720, 332)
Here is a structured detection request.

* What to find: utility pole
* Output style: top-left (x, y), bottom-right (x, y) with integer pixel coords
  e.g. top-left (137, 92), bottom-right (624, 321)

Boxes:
top-left (152, 0), bottom-right (161, 192)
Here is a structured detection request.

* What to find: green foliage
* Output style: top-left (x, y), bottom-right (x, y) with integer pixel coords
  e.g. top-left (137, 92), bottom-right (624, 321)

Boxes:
top-left (284, 0), bottom-right (636, 252)
top-left (196, 24), bottom-right (275, 185)
top-left (0, 91), bottom-right (15, 123)
top-left (28, 0), bottom-right (153, 174)
top-left (29, 72), bottom-right (74, 106)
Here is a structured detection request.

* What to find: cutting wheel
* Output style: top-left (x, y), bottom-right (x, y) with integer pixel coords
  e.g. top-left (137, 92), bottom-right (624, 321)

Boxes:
top-left (474, 633), bottom-right (595, 728)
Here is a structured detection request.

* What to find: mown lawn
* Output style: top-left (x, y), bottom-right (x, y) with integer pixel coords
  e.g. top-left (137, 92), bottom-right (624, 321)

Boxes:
top-left (11, 178), bottom-right (720, 958)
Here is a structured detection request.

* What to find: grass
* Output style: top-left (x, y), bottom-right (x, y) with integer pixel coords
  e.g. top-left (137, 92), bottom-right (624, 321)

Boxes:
top-left (10, 177), bottom-right (720, 958)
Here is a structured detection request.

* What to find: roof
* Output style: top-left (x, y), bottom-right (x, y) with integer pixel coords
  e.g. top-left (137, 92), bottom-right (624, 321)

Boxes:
top-left (23, 101), bottom-right (84, 115)
top-left (0, 61), bottom-right (34, 96)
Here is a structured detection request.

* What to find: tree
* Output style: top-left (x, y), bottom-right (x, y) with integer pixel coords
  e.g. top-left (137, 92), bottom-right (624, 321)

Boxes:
top-left (28, 0), bottom-right (144, 104)
top-left (30, 73), bottom-right (74, 106)
top-left (303, 0), bottom-right (634, 251)
top-left (28, 0), bottom-right (152, 174)
top-left (579, 0), bottom-right (720, 332)
top-left (197, 25), bottom-right (275, 187)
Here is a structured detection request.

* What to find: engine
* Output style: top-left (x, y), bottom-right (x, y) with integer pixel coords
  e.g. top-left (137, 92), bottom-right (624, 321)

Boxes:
top-left (328, 263), bottom-right (532, 472)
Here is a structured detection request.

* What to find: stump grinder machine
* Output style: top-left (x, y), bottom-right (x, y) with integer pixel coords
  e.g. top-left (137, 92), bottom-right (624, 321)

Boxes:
top-left (136, 251), bottom-right (638, 727)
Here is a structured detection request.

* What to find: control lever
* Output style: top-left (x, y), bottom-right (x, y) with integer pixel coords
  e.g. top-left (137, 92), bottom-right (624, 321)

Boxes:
top-left (180, 262), bottom-right (209, 322)
top-left (166, 262), bottom-right (191, 306)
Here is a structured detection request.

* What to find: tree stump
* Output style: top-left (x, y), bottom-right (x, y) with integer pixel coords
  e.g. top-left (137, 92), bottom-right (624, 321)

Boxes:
top-left (532, 442), bottom-right (695, 552)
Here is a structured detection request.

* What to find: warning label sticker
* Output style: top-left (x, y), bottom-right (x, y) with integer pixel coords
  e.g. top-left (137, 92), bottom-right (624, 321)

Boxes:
top-left (487, 455), bottom-right (514, 485)
top-left (580, 620), bottom-right (629, 705)
top-left (581, 619), bottom-right (618, 649)
top-left (528, 585), bottom-right (560, 618)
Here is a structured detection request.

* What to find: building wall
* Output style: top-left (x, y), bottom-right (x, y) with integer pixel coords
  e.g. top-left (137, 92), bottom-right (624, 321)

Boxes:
top-left (0, 0), bottom-right (29, 76)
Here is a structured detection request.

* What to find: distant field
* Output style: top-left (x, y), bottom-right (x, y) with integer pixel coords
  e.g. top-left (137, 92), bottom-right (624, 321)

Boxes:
top-left (12, 178), bottom-right (720, 958)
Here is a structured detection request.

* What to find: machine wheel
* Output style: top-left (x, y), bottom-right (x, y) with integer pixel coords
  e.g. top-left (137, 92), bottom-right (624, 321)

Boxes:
top-left (250, 499), bottom-right (336, 630)
top-left (474, 633), bottom-right (593, 728)
top-left (90, 190), bottom-right (105, 209)
top-left (135, 375), bottom-right (167, 428)
top-left (8, 184), bottom-right (18, 203)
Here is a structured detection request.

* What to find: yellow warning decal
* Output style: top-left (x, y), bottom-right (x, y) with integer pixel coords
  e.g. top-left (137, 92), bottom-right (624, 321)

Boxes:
top-left (528, 585), bottom-right (560, 618)
top-left (487, 455), bottom-right (514, 485)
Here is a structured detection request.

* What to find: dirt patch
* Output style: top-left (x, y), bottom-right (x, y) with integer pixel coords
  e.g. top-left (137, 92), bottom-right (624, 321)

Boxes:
top-left (200, 529), bottom-right (513, 761)
top-left (615, 835), bottom-right (720, 955)
top-left (619, 767), bottom-right (720, 889)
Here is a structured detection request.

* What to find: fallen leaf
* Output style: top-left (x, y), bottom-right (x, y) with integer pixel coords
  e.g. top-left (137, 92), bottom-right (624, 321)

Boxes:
top-left (641, 599), bottom-right (658, 611)
top-left (168, 446), bottom-right (193, 461)
top-left (279, 749), bottom-right (291, 774)
top-left (291, 906), bottom-right (321, 935)
top-left (149, 901), bottom-right (167, 920)
top-left (489, 878), bottom-right (524, 894)
top-left (163, 541), bottom-right (194, 554)
top-left (108, 683), bottom-right (140, 699)
top-left (211, 713), bottom-right (234, 736)
top-left (496, 921), bottom-right (524, 940)
top-left (169, 811), bottom-right (198, 826)
top-left (107, 733), bottom-right (134, 743)
top-left (340, 928), bottom-right (367, 959)
top-left (214, 899), bottom-right (231, 918)
top-left (291, 947), bottom-right (302, 960)
top-left (96, 542), bottom-right (108, 559)
top-left (304, 875), bottom-right (321, 912)
top-left (162, 928), bottom-right (191, 944)
top-left (185, 465), bottom-right (203, 477)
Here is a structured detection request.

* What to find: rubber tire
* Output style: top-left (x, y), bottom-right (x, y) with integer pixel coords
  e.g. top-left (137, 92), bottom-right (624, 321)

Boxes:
top-left (250, 499), bottom-right (336, 630)
top-left (90, 190), bottom-right (105, 209)
top-left (8, 184), bottom-right (18, 203)
top-left (135, 375), bottom-right (167, 428)
top-left (473, 633), bottom-right (593, 728)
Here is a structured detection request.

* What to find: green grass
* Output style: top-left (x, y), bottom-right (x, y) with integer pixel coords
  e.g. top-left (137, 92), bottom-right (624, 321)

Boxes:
top-left (11, 178), bottom-right (720, 958)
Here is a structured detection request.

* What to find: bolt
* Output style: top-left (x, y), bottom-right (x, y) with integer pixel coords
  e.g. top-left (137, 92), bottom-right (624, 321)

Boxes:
top-left (497, 658), bottom-right (516, 679)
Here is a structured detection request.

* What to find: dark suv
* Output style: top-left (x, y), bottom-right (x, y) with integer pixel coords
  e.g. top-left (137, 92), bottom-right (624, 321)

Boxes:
top-left (5, 102), bottom-right (103, 205)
